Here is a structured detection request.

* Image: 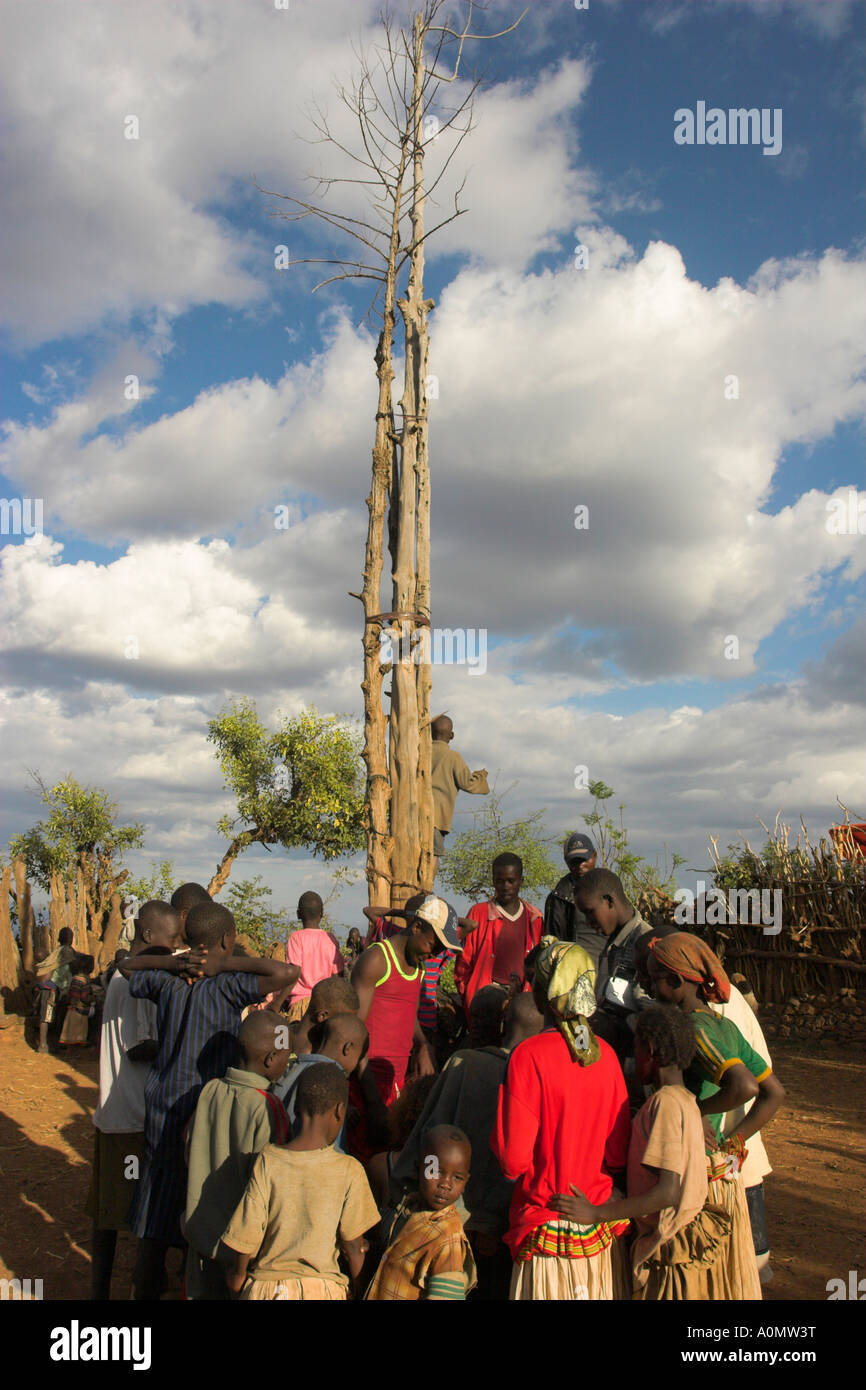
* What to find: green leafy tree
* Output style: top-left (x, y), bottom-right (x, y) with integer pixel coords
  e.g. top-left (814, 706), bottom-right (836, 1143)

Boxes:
top-left (574, 780), bottom-right (685, 902)
top-left (224, 876), bottom-right (295, 956)
top-left (437, 788), bottom-right (559, 906)
top-left (126, 860), bottom-right (176, 905)
top-left (207, 701), bottom-right (366, 896)
top-left (9, 774), bottom-right (144, 942)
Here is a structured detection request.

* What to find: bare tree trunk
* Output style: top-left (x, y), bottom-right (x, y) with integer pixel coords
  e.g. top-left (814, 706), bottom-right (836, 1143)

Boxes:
top-left (361, 318), bottom-right (398, 907)
top-left (0, 865), bottom-right (23, 1011)
top-left (359, 92), bottom-right (412, 909)
top-left (408, 13), bottom-right (434, 897)
top-left (12, 857), bottom-right (35, 975)
top-left (99, 891), bottom-right (124, 969)
top-left (267, 3), bottom-right (522, 909)
top-left (390, 13), bottom-right (435, 905)
top-left (49, 873), bottom-right (68, 945)
top-left (207, 831), bottom-right (262, 898)
top-left (75, 868), bottom-right (90, 954)
top-left (34, 920), bottom-right (50, 962)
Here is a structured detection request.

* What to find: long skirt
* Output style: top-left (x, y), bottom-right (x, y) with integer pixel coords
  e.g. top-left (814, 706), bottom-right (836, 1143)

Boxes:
top-left (633, 1203), bottom-right (732, 1301)
top-left (705, 1173), bottom-right (762, 1300)
top-left (60, 1007), bottom-right (89, 1045)
top-left (241, 1275), bottom-right (347, 1301)
top-left (510, 1246), bottom-right (613, 1301)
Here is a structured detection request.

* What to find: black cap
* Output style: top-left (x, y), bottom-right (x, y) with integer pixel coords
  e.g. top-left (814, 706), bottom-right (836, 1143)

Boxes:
top-left (564, 832), bottom-right (595, 863)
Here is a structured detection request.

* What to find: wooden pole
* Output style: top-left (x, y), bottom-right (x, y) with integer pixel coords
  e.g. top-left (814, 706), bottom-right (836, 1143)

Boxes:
top-left (358, 58), bottom-right (411, 910)
top-left (74, 869), bottom-right (89, 954)
top-left (0, 865), bottom-right (23, 1011)
top-left (99, 891), bottom-right (124, 969)
top-left (390, 12), bottom-right (433, 907)
top-left (12, 857), bottom-right (35, 975)
top-left (48, 872), bottom-right (66, 947)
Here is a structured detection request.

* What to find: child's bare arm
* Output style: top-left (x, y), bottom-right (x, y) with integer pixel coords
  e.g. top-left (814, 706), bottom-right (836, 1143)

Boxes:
top-left (340, 1233), bottom-right (369, 1289)
top-left (722, 1071), bottom-right (785, 1144)
top-left (551, 1170), bottom-right (680, 1224)
top-left (198, 953), bottom-right (300, 994)
top-left (269, 983), bottom-right (295, 1014)
top-left (223, 1248), bottom-right (250, 1294)
top-left (120, 950), bottom-right (206, 980)
top-left (697, 1061), bottom-right (758, 1120)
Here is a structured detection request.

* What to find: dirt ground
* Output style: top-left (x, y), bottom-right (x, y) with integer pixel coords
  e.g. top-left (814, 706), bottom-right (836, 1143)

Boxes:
top-left (0, 1020), bottom-right (863, 1302)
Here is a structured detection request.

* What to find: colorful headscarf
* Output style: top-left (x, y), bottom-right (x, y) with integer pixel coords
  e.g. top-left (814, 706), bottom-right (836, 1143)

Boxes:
top-left (650, 932), bottom-right (730, 1004)
top-left (533, 936), bottom-right (600, 1065)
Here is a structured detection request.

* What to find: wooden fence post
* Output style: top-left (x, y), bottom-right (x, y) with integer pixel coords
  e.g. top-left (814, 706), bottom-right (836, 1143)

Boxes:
top-left (99, 892), bottom-right (124, 970)
top-left (75, 868), bottom-right (89, 955)
top-left (0, 865), bottom-right (23, 1012)
top-left (48, 873), bottom-right (67, 947)
top-left (12, 857), bottom-right (35, 975)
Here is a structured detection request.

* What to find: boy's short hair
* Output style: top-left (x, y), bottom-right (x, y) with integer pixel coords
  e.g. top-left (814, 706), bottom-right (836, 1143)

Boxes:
top-left (238, 1009), bottom-right (285, 1062)
top-left (468, 983), bottom-right (507, 1042)
top-left (492, 852), bottom-right (523, 876)
top-left (170, 882), bottom-right (211, 913)
top-left (58, 927), bottom-right (74, 946)
top-left (311, 977), bottom-right (359, 1013)
top-left (136, 900), bottom-right (179, 939)
top-left (576, 867), bottom-right (629, 905)
top-left (421, 1123), bottom-right (471, 1157)
top-left (635, 1005), bottom-right (696, 1069)
top-left (524, 943), bottom-right (543, 971)
top-left (295, 1061), bottom-right (349, 1117)
top-left (298, 891), bottom-right (324, 921)
top-left (75, 954), bottom-right (95, 974)
top-left (186, 901), bottom-right (236, 949)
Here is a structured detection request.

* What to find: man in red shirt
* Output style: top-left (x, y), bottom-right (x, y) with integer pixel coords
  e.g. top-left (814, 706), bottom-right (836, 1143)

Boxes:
top-left (454, 853), bottom-right (543, 1019)
top-left (491, 938), bottom-right (631, 1301)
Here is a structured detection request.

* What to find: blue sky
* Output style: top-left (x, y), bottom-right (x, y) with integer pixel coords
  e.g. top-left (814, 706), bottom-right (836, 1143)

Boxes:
top-left (1, 0), bottom-right (864, 933)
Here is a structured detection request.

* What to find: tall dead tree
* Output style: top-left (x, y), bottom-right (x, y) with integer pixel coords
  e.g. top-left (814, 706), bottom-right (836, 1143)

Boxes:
top-left (258, 3), bottom-right (522, 907)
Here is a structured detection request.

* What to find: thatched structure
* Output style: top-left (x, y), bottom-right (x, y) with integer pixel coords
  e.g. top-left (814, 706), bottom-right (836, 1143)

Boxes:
top-left (637, 814), bottom-right (866, 1006)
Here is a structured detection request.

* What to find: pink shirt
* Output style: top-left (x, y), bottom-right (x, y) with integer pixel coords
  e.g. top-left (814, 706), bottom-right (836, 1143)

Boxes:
top-left (286, 927), bottom-right (344, 1000)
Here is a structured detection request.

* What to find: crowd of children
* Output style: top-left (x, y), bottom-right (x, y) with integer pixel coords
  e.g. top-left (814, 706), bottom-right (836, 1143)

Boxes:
top-left (33, 836), bottom-right (784, 1302)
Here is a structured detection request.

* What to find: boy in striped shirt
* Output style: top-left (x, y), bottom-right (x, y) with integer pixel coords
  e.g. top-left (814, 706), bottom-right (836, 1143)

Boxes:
top-left (121, 900), bottom-right (299, 1300)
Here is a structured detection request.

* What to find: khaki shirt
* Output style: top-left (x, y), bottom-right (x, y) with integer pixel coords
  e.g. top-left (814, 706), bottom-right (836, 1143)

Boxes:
top-left (222, 1145), bottom-right (380, 1285)
top-left (431, 743), bottom-right (489, 832)
top-left (185, 1067), bottom-right (284, 1259)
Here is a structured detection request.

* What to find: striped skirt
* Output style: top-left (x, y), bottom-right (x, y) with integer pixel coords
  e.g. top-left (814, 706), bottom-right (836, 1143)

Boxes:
top-left (510, 1220), bottom-right (629, 1301)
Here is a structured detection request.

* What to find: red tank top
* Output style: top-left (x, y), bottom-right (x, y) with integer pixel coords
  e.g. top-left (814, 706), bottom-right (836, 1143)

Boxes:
top-left (365, 938), bottom-right (422, 1093)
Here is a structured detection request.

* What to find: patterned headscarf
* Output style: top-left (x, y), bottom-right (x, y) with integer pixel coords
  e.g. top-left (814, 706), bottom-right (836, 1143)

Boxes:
top-left (533, 936), bottom-right (600, 1065)
top-left (650, 932), bottom-right (731, 1004)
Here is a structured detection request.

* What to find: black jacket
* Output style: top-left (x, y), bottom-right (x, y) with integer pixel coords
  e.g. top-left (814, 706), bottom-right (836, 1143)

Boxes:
top-left (543, 874), bottom-right (603, 967)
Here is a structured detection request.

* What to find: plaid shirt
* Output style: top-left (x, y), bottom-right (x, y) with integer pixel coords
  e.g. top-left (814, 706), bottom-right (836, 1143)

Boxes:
top-left (365, 1197), bottom-right (476, 1301)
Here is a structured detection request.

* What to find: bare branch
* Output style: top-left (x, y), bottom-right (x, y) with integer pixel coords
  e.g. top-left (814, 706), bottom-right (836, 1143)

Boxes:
top-left (428, 2), bottom-right (528, 83)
